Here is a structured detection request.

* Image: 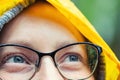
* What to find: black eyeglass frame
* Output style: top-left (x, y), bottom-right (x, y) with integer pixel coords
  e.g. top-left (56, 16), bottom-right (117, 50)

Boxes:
top-left (0, 42), bottom-right (102, 80)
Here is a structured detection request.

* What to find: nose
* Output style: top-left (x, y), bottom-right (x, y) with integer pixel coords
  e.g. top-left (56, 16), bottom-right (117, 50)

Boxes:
top-left (32, 56), bottom-right (64, 80)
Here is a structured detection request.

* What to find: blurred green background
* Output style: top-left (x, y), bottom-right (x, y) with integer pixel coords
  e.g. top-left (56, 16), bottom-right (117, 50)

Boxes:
top-left (72, 0), bottom-right (120, 60)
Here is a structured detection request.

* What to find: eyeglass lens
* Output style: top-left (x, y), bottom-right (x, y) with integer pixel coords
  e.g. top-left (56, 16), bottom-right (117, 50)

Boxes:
top-left (0, 46), bottom-right (39, 80)
top-left (0, 44), bottom-right (98, 80)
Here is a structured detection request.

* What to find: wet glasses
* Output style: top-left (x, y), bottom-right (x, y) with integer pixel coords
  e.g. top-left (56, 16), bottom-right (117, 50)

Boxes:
top-left (0, 42), bottom-right (102, 80)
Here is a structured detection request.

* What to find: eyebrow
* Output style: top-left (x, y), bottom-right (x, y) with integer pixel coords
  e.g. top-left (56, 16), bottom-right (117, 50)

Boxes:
top-left (7, 40), bottom-right (35, 49)
top-left (6, 40), bottom-right (76, 52)
top-left (55, 41), bottom-right (75, 49)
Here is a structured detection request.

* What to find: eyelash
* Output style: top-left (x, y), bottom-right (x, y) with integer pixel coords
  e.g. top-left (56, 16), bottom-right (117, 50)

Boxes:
top-left (1, 52), bottom-right (30, 65)
top-left (57, 52), bottom-right (83, 63)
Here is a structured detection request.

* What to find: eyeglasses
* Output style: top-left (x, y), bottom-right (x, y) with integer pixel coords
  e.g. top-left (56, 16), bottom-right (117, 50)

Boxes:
top-left (0, 42), bottom-right (102, 80)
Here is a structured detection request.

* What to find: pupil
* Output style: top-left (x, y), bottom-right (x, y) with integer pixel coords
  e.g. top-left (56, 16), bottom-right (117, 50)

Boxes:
top-left (14, 56), bottom-right (24, 63)
top-left (69, 55), bottom-right (78, 61)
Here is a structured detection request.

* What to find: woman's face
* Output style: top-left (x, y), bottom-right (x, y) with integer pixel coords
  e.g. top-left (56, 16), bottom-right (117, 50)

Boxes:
top-left (0, 5), bottom-right (94, 80)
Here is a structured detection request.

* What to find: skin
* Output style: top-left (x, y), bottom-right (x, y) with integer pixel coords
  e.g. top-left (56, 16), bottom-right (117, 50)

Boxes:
top-left (0, 2), bottom-right (94, 80)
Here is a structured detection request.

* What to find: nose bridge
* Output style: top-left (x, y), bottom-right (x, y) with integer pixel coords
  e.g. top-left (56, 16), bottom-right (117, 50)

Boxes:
top-left (33, 56), bottom-right (64, 80)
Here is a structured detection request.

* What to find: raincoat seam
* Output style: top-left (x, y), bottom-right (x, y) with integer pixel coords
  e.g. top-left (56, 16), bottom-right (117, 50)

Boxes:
top-left (0, 4), bottom-right (24, 31)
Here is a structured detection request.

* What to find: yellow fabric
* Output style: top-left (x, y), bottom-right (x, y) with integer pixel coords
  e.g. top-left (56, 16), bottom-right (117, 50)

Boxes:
top-left (0, 0), bottom-right (120, 80)
top-left (0, 0), bottom-right (35, 15)
top-left (47, 0), bottom-right (120, 80)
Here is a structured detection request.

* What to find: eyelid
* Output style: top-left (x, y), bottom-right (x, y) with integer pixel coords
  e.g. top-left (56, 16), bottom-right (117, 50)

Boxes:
top-left (1, 52), bottom-right (32, 65)
top-left (56, 52), bottom-right (83, 64)
top-left (6, 41), bottom-right (35, 49)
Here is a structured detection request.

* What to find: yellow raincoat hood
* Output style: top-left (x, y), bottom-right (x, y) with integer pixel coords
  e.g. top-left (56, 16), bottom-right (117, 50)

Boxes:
top-left (0, 0), bottom-right (120, 80)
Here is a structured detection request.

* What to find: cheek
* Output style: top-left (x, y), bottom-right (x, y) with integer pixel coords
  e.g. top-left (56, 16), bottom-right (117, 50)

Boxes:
top-left (0, 73), bottom-right (21, 80)
top-left (0, 71), bottom-right (35, 80)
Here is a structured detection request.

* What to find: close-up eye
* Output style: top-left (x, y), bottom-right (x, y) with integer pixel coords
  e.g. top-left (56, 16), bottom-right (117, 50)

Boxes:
top-left (6, 55), bottom-right (27, 64)
top-left (64, 54), bottom-right (80, 62)
top-left (0, 45), bottom-right (40, 66)
top-left (56, 52), bottom-right (83, 64)
top-left (0, 45), bottom-right (39, 76)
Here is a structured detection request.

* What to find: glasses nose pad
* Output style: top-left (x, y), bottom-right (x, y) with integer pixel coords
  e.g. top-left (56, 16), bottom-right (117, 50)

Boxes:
top-left (35, 57), bottom-right (41, 68)
top-left (36, 52), bottom-right (57, 67)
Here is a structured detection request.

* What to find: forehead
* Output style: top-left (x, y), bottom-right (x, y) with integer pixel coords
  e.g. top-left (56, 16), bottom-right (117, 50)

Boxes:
top-left (0, 16), bottom-right (81, 52)
top-left (1, 15), bottom-right (76, 39)
top-left (0, 2), bottom-right (84, 45)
